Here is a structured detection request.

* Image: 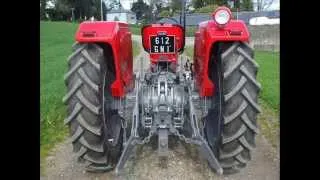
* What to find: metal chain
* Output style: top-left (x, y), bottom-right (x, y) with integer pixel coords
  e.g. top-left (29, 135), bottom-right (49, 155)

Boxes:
top-left (135, 130), bottom-right (154, 145)
top-left (121, 117), bottom-right (127, 129)
top-left (174, 129), bottom-right (203, 145)
top-left (131, 129), bottom-right (201, 145)
top-left (174, 130), bottom-right (192, 144)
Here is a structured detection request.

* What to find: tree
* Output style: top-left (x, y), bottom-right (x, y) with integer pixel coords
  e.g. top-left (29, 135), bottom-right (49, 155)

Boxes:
top-left (147, 0), bottom-right (168, 21)
top-left (154, 2), bottom-right (163, 17)
top-left (204, 0), bottom-right (227, 6)
top-left (40, 0), bottom-right (47, 20)
top-left (192, 0), bottom-right (204, 8)
top-left (76, 0), bottom-right (93, 19)
top-left (194, 4), bottom-right (219, 13)
top-left (42, 0), bottom-right (104, 21)
top-left (159, 10), bottom-right (171, 17)
top-left (55, 0), bottom-right (71, 20)
top-left (241, 0), bottom-right (253, 11)
top-left (93, 0), bottom-right (120, 20)
top-left (171, 0), bottom-right (182, 14)
top-left (88, 0), bottom-right (103, 20)
top-left (256, 0), bottom-right (274, 11)
top-left (131, 0), bottom-right (150, 20)
top-left (192, 0), bottom-right (228, 9)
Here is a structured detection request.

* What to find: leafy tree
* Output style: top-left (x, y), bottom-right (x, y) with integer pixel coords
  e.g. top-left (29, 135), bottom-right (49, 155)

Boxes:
top-left (159, 10), bottom-right (171, 17)
top-left (192, 0), bottom-right (205, 9)
top-left (171, 0), bottom-right (182, 13)
top-left (91, 0), bottom-right (101, 20)
top-left (103, 0), bottom-right (117, 21)
top-left (131, 0), bottom-right (150, 20)
top-left (256, 0), bottom-right (274, 11)
top-left (192, 0), bottom-right (228, 9)
top-left (192, 0), bottom-right (253, 12)
top-left (54, 0), bottom-right (71, 20)
top-left (241, 0), bottom-right (253, 11)
top-left (40, 0), bottom-right (47, 20)
top-left (194, 4), bottom-right (219, 13)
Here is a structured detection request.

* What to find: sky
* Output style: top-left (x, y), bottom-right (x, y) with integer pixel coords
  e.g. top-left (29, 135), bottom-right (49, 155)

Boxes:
top-left (267, 0), bottom-right (280, 10)
top-left (118, 0), bottom-right (134, 10)
top-left (252, 0), bottom-right (279, 11)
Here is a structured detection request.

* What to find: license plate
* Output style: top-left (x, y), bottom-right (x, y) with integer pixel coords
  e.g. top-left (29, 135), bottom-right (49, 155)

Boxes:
top-left (150, 35), bottom-right (175, 53)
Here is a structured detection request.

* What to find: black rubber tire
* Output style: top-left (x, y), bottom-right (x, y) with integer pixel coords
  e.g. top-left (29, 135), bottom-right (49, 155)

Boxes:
top-left (63, 43), bottom-right (121, 172)
top-left (205, 42), bottom-right (261, 174)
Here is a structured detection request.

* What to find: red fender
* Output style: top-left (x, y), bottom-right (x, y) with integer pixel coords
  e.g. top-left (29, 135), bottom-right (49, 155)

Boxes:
top-left (75, 21), bottom-right (133, 97)
top-left (193, 19), bottom-right (250, 97)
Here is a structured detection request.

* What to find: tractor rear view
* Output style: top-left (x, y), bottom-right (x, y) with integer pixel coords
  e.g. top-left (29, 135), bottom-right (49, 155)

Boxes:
top-left (63, 3), bottom-right (260, 175)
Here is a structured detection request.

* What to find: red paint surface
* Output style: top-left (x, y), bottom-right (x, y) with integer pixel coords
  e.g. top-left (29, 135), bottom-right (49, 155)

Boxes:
top-left (141, 24), bottom-right (185, 64)
top-left (75, 21), bottom-right (133, 97)
top-left (194, 19), bottom-right (250, 97)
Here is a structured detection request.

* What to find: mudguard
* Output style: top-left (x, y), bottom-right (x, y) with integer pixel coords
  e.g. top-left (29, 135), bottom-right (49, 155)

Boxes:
top-left (193, 20), bottom-right (250, 97)
top-left (141, 24), bottom-right (185, 64)
top-left (75, 21), bottom-right (133, 97)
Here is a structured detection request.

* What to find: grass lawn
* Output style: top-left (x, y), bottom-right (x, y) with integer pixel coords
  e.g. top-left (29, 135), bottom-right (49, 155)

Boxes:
top-left (129, 24), bottom-right (142, 35)
top-left (184, 45), bottom-right (194, 58)
top-left (185, 26), bottom-right (197, 37)
top-left (255, 51), bottom-right (280, 113)
top-left (40, 21), bottom-right (77, 172)
top-left (40, 21), bottom-right (141, 173)
top-left (132, 40), bottom-right (140, 58)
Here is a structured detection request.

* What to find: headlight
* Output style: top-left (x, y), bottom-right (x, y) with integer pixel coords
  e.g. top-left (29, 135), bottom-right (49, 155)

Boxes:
top-left (213, 7), bottom-right (232, 26)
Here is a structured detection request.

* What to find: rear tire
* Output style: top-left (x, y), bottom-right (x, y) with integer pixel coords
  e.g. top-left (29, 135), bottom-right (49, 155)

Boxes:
top-left (204, 42), bottom-right (261, 174)
top-left (63, 43), bottom-right (122, 172)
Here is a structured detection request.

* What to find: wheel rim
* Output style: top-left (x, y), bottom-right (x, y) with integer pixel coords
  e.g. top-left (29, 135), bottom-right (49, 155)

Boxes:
top-left (204, 45), bottom-right (224, 155)
top-left (101, 70), bottom-right (124, 165)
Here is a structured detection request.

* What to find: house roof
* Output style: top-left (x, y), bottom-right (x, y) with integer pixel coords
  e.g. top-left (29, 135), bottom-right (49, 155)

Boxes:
top-left (108, 7), bottom-right (135, 14)
top-left (157, 14), bottom-right (210, 26)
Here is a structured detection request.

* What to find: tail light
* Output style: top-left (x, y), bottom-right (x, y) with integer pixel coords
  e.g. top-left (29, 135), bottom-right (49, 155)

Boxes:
top-left (212, 6), bottom-right (232, 28)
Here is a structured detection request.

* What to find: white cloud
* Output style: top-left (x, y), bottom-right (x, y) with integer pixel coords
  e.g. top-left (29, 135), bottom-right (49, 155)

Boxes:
top-left (117, 0), bottom-right (140, 10)
top-left (267, 0), bottom-right (280, 10)
top-left (120, 0), bottom-right (131, 9)
top-left (252, 0), bottom-right (280, 11)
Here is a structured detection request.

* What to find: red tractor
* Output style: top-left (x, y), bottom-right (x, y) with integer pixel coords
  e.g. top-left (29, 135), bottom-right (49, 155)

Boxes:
top-left (63, 4), bottom-right (260, 175)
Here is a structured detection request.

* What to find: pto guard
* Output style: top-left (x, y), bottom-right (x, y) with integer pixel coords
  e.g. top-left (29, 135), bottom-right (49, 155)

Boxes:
top-left (75, 21), bottom-right (133, 97)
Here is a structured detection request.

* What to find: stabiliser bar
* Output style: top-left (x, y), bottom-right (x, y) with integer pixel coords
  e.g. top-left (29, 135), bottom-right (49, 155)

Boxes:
top-left (115, 71), bottom-right (142, 175)
top-left (186, 86), bottom-right (223, 175)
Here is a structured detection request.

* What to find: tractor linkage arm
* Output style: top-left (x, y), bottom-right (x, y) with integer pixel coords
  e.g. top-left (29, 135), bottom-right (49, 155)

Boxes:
top-left (115, 59), bottom-right (223, 176)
